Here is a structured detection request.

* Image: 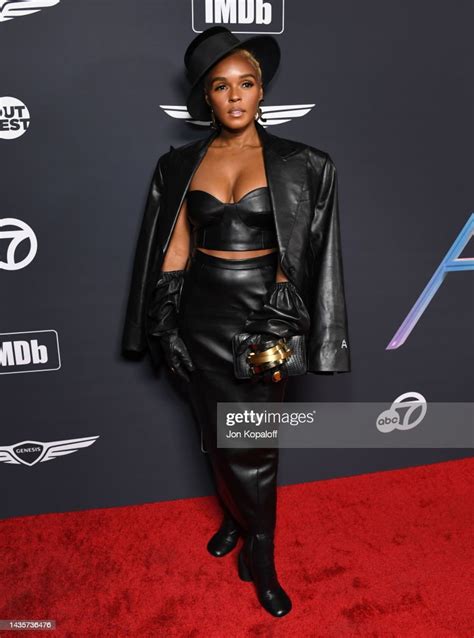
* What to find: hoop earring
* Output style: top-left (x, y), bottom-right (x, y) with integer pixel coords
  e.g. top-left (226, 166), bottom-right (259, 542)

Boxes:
top-left (210, 108), bottom-right (219, 129)
top-left (255, 102), bottom-right (266, 123)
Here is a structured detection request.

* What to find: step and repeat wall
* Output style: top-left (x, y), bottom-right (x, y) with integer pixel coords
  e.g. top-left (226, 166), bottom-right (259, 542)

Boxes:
top-left (1, 0), bottom-right (472, 519)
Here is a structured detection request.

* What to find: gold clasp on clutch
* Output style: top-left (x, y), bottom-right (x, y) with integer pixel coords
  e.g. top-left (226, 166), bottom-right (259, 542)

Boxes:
top-left (247, 338), bottom-right (293, 375)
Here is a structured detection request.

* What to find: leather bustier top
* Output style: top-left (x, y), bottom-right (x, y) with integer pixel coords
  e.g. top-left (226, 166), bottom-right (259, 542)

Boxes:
top-left (186, 186), bottom-right (278, 250)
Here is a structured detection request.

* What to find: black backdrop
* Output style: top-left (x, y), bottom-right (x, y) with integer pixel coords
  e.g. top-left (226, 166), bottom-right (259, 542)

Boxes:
top-left (1, 0), bottom-right (472, 520)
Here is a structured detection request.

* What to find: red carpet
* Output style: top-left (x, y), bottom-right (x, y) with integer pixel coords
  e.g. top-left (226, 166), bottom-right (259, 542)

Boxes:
top-left (0, 458), bottom-right (472, 637)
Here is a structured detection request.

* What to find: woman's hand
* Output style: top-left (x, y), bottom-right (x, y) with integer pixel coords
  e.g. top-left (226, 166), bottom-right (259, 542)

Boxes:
top-left (147, 269), bottom-right (196, 382)
top-left (159, 329), bottom-right (195, 383)
top-left (241, 335), bottom-right (290, 384)
top-left (235, 281), bottom-right (310, 383)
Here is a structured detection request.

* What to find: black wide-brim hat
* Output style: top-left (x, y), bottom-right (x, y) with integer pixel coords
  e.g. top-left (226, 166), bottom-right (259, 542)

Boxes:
top-left (184, 26), bottom-right (280, 120)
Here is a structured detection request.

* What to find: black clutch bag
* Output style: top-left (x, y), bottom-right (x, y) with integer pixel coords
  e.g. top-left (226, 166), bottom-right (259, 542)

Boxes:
top-left (232, 333), bottom-right (307, 379)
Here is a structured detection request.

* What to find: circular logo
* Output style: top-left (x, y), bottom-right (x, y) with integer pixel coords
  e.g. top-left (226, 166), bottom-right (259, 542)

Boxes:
top-left (0, 96), bottom-right (31, 139)
top-left (0, 218), bottom-right (38, 270)
top-left (377, 391), bottom-right (427, 433)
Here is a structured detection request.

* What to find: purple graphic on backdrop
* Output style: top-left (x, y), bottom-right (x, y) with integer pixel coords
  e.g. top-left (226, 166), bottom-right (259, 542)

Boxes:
top-left (387, 213), bottom-right (474, 349)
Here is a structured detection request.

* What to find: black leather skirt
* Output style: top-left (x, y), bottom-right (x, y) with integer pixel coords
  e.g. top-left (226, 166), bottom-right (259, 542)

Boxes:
top-left (178, 249), bottom-right (281, 374)
top-left (177, 248), bottom-right (288, 534)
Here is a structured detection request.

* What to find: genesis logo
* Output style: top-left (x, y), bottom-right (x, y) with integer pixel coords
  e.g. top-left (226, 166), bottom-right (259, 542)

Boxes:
top-left (0, 97), bottom-right (30, 139)
top-left (192, 0), bottom-right (284, 34)
top-left (0, 0), bottom-right (60, 23)
top-left (0, 218), bottom-right (37, 269)
top-left (160, 103), bottom-right (315, 127)
top-left (376, 391), bottom-right (427, 433)
top-left (0, 436), bottom-right (99, 466)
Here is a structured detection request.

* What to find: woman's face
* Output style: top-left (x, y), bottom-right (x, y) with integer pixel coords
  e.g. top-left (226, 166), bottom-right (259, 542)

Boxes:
top-left (204, 51), bottom-right (263, 129)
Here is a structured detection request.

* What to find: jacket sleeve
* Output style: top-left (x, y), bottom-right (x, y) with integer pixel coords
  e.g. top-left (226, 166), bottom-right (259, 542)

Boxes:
top-left (306, 153), bottom-right (351, 374)
top-left (121, 151), bottom-right (169, 355)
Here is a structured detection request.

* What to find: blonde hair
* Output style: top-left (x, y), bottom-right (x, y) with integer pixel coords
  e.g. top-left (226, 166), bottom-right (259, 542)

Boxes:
top-left (204, 47), bottom-right (263, 91)
top-left (234, 47), bottom-right (263, 84)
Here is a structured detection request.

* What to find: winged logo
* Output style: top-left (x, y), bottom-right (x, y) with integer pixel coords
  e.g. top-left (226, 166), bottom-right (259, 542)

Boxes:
top-left (0, 436), bottom-right (99, 466)
top-left (159, 103), bottom-right (316, 127)
top-left (0, 0), bottom-right (60, 23)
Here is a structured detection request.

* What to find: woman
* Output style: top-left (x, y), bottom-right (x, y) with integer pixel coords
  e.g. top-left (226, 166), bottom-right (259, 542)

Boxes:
top-left (122, 26), bottom-right (351, 618)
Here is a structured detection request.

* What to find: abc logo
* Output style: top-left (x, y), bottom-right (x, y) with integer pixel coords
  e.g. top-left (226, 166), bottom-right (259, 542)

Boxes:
top-left (377, 392), bottom-right (427, 433)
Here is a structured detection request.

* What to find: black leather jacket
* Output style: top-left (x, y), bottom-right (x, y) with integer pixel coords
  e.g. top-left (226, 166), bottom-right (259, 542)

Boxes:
top-left (122, 120), bottom-right (351, 375)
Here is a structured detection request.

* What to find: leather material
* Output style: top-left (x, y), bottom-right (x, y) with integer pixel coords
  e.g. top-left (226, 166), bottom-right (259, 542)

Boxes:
top-left (207, 513), bottom-right (241, 557)
top-left (153, 331), bottom-right (195, 383)
top-left (241, 280), bottom-right (311, 340)
top-left (121, 120), bottom-right (351, 374)
top-left (146, 270), bottom-right (195, 382)
top-left (188, 368), bottom-right (284, 534)
top-left (146, 270), bottom-right (184, 337)
top-left (187, 186), bottom-right (278, 250)
top-left (178, 249), bottom-right (281, 376)
top-left (239, 533), bottom-right (292, 617)
top-left (180, 249), bottom-right (286, 537)
top-left (232, 280), bottom-right (310, 380)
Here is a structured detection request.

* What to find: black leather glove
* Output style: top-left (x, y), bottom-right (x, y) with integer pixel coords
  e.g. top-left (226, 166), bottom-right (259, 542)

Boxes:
top-left (146, 270), bottom-right (195, 382)
top-left (236, 281), bottom-right (311, 383)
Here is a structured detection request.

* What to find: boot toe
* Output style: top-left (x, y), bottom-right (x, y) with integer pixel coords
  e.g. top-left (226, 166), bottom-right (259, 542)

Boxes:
top-left (207, 530), bottom-right (240, 557)
top-left (259, 587), bottom-right (292, 617)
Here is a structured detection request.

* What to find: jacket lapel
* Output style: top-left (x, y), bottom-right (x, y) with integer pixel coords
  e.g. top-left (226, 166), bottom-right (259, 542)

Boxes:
top-left (161, 120), bottom-right (306, 261)
top-left (161, 128), bottom-right (219, 255)
top-left (257, 121), bottom-right (307, 261)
